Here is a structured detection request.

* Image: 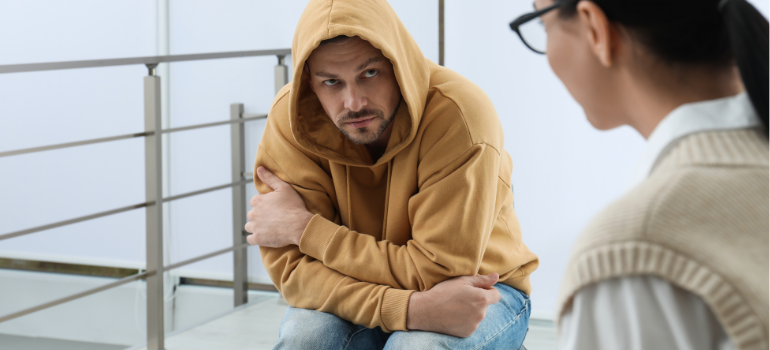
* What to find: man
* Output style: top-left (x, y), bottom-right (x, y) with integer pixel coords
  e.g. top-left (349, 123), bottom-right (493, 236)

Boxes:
top-left (244, 0), bottom-right (538, 348)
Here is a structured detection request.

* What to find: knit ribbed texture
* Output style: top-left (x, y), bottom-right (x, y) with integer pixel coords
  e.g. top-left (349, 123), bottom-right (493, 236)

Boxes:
top-left (298, 214), bottom-right (339, 261)
top-left (381, 288), bottom-right (414, 332)
top-left (557, 129), bottom-right (769, 350)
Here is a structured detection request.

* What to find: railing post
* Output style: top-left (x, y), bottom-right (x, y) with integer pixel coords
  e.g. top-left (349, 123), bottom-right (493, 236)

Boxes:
top-left (438, 0), bottom-right (445, 66)
top-left (275, 55), bottom-right (288, 95)
top-left (231, 103), bottom-right (248, 307)
top-left (144, 65), bottom-right (165, 350)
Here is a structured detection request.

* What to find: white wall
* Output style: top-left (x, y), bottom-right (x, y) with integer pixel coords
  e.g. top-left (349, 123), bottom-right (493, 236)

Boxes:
top-left (1, 1), bottom-right (767, 336)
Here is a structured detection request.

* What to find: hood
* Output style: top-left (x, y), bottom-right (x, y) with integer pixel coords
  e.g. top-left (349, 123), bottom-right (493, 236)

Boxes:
top-left (288, 0), bottom-right (431, 167)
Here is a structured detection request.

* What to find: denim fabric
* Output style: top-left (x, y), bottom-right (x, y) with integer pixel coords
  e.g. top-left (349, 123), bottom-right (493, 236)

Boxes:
top-left (274, 283), bottom-right (530, 350)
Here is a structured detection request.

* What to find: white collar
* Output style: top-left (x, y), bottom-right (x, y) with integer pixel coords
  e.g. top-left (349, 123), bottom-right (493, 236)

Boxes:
top-left (627, 92), bottom-right (761, 189)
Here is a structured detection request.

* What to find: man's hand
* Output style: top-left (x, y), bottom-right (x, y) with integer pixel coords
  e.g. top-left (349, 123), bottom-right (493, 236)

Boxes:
top-left (406, 273), bottom-right (501, 338)
top-left (245, 166), bottom-right (314, 247)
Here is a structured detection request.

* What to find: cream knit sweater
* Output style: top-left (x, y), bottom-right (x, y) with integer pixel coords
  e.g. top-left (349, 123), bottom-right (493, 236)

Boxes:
top-left (557, 128), bottom-right (769, 350)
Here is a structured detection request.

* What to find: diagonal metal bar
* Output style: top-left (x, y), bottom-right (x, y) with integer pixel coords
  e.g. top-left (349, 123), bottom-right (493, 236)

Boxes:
top-left (0, 202), bottom-right (149, 242)
top-left (160, 114), bottom-right (266, 135)
top-left (0, 114), bottom-right (266, 159)
top-left (0, 179), bottom-right (253, 242)
top-left (0, 132), bottom-right (150, 158)
top-left (0, 49), bottom-right (292, 74)
top-left (0, 241), bottom-right (252, 324)
top-left (0, 272), bottom-right (147, 323)
top-left (164, 243), bottom-right (250, 272)
top-left (162, 179), bottom-right (253, 203)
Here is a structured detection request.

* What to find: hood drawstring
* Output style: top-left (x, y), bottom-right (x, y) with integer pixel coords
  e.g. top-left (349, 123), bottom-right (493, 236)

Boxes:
top-left (381, 161), bottom-right (392, 240)
top-left (346, 165), bottom-right (353, 231)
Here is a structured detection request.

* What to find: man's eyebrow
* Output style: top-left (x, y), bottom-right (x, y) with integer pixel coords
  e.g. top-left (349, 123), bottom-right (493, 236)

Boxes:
top-left (356, 57), bottom-right (382, 71)
top-left (314, 71), bottom-right (338, 78)
top-left (313, 57), bottom-right (382, 78)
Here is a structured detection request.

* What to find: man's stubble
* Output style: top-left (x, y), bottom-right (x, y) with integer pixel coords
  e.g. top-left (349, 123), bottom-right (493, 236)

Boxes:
top-left (336, 108), bottom-right (393, 145)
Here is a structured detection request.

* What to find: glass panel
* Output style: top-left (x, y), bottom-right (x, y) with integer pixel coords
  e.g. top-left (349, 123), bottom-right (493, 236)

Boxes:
top-left (0, 269), bottom-right (147, 347)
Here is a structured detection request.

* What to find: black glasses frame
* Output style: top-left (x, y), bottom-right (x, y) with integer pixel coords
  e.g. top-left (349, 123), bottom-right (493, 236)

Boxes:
top-left (509, 3), bottom-right (563, 54)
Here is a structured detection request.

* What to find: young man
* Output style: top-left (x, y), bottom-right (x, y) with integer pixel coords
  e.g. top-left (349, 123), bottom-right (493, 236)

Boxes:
top-left (244, 0), bottom-right (538, 348)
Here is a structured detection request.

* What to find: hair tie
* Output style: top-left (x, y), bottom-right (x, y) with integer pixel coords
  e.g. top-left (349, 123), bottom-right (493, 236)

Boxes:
top-left (718, 0), bottom-right (732, 11)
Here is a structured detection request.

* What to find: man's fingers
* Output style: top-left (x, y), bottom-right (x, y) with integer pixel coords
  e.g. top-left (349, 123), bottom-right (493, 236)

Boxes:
top-left (256, 166), bottom-right (286, 191)
top-left (468, 272), bottom-right (499, 290)
top-left (482, 288), bottom-right (502, 305)
top-left (249, 194), bottom-right (259, 208)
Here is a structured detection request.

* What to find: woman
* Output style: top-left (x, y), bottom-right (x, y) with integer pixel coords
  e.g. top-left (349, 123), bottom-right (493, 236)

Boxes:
top-left (510, 0), bottom-right (767, 349)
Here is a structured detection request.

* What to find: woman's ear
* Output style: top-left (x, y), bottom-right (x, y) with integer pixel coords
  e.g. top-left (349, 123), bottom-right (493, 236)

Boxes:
top-left (576, 1), bottom-right (617, 67)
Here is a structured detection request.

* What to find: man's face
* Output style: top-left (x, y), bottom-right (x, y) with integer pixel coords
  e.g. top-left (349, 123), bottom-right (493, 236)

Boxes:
top-left (306, 36), bottom-right (401, 145)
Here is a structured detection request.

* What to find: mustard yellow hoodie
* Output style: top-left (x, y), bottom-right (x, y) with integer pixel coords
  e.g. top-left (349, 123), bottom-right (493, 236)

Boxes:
top-left (254, 0), bottom-right (538, 332)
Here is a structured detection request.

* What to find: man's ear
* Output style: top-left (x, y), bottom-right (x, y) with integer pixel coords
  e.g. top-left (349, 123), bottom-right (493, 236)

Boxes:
top-left (304, 62), bottom-right (315, 92)
top-left (576, 1), bottom-right (617, 67)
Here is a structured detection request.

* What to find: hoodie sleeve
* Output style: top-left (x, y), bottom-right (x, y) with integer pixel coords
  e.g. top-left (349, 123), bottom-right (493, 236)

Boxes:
top-left (255, 119), bottom-right (413, 333)
top-left (297, 140), bottom-right (504, 292)
top-left (295, 93), bottom-right (513, 293)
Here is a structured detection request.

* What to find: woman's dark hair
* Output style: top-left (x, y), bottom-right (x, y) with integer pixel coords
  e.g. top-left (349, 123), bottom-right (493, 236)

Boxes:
top-left (556, 0), bottom-right (769, 135)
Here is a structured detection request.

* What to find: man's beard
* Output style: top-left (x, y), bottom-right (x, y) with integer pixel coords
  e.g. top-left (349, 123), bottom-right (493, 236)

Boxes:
top-left (336, 108), bottom-right (392, 145)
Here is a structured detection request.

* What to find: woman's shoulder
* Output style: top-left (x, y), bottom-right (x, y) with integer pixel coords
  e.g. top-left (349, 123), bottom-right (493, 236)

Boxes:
top-left (655, 128), bottom-right (768, 173)
top-left (559, 130), bottom-right (769, 341)
top-left (572, 128), bottom-right (769, 255)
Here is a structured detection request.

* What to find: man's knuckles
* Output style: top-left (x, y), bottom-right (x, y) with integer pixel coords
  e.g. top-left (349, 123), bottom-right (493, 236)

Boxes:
top-left (457, 330), bottom-right (475, 338)
top-left (249, 195), bottom-right (260, 207)
top-left (481, 291), bottom-right (497, 305)
top-left (246, 230), bottom-right (270, 246)
top-left (469, 310), bottom-right (485, 324)
top-left (489, 290), bottom-right (502, 304)
top-left (457, 322), bottom-right (481, 338)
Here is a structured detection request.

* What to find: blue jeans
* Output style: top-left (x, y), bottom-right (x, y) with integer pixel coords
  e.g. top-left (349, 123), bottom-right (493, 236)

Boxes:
top-left (274, 283), bottom-right (530, 350)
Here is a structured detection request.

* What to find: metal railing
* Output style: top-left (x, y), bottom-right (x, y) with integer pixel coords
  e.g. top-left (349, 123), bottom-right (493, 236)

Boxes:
top-left (0, 47), bottom-right (291, 350)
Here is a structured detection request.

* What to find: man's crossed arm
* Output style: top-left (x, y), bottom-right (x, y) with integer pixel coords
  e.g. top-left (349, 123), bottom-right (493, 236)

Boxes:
top-left (245, 166), bottom-right (502, 338)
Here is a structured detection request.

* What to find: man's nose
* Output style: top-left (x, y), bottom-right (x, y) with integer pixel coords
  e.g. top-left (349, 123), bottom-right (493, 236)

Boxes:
top-left (343, 85), bottom-right (367, 112)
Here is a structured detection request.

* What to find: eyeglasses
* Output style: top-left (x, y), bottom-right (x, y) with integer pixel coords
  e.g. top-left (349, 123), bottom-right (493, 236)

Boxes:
top-left (509, 3), bottom-right (563, 54)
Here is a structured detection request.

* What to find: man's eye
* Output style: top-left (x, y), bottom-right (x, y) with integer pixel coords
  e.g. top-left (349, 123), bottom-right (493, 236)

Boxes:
top-left (323, 79), bottom-right (339, 86)
top-left (363, 69), bottom-right (378, 78)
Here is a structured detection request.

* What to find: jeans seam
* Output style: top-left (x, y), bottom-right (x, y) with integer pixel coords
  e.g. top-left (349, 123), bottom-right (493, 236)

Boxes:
top-left (343, 328), bottom-right (368, 350)
top-left (472, 298), bottom-right (530, 350)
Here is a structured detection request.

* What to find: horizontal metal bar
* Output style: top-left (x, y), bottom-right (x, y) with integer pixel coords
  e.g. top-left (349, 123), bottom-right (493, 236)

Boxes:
top-left (0, 240), bottom-right (252, 324)
top-left (0, 239), bottom-right (252, 324)
top-left (0, 272), bottom-right (147, 323)
top-left (0, 132), bottom-right (149, 158)
top-left (0, 202), bottom-right (149, 242)
top-left (163, 178), bottom-right (253, 203)
top-left (161, 114), bottom-right (266, 135)
top-left (0, 49), bottom-right (292, 74)
top-left (0, 179), bottom-right (253, 242)
top-left (164, 243), bottom-right (250, 272)
top-left (242, 113), bottom-right (266, 119)
top-left (0, 114), bottom-right (266, 159)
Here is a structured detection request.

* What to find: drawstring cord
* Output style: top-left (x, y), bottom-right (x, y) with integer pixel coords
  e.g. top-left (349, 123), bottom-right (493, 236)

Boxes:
top-left (346, 165), bottom-right (353, 231)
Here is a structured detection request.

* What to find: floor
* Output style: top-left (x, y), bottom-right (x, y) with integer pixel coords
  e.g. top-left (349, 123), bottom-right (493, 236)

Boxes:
top-left (129, 294), bottom-right (558, 350)
top-left (0, 334), bottom-right (126, 350)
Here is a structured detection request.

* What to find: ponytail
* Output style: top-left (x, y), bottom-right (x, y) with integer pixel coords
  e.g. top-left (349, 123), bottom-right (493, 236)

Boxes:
top-left (721, 0), bottom-right (769, 135)
top-left (557, 0), bottom-right (769, 136)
